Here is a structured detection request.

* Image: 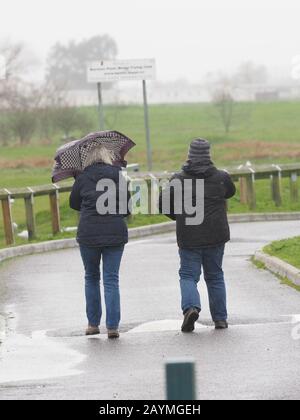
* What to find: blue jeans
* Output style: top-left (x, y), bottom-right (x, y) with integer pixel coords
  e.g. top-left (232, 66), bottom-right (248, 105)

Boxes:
top-left (79, 244), bottom-right (124, 329)
top-left (179, 245), bottom-right (227, 321)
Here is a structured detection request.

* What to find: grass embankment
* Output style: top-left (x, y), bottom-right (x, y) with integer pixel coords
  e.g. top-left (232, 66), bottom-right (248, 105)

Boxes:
top-left (264, 237), bottom-right (300, 270)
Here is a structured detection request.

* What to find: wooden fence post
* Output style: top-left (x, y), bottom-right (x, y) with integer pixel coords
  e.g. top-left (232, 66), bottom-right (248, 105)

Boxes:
top-left (271, 172), bottom-right (282, 207)
top-left (246, 174), bottom-right (256, 210)
top-left (24, 189), bottom-right (36, 240)
top-left (49, 187), bottom-right (61, 235)
top-left (147, 174), bottom-right (159, 215)
top-left (146, 178), bottom-right (152, 214)
top-left (290, 172), bottom-right (299, 203)
top-left (239, 177), bottom-right (248, 204)
top-left (1, 191), bottom-right (15, 246)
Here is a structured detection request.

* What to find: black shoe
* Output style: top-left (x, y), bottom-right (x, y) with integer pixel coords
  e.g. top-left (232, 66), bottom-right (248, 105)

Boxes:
top-left (181, 308), bottom-right (199, 333)
top-left (214, 320), bottom-right (228, 330)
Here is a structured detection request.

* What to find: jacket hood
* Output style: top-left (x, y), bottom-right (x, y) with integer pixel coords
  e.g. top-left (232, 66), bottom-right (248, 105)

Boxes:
top-left (182, 161), bottom-right (216, 178)
top-left (83, 162), bottom-right (121, 183)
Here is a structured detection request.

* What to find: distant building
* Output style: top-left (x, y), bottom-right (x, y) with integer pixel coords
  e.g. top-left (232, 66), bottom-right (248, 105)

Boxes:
top-left (255, 91), bottom-right (280, 102)
top-left (62, 80), bottom-right (300, 106)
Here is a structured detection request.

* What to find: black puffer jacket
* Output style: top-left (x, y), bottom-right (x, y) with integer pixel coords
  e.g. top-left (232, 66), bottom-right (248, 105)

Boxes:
top-left (69, 163), bottom-right (129, 247)
top-left (159, 165), bottom-right (236, 248)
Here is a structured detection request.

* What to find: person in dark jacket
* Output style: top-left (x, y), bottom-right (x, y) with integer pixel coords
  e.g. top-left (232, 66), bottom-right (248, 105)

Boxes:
top-left (70, 145), bottom-right (129, 339)
top-left (159, 138), bottom-right (236, 332)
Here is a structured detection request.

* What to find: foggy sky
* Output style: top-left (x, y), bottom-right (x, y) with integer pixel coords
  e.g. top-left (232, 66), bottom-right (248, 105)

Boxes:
top-left (1, 0), bottom-right (300, 82)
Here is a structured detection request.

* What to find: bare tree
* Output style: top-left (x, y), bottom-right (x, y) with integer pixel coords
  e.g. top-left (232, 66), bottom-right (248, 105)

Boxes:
top-left (0, 114), bottom-right (11, 146)
top-left (207, 73), bottom-right (235, 134)
top-left (8, 109), bottom-right (37, 145)
top-left (51, 94), bottom-right (93, 141)
top-left (0, 41), bottom-right (38, 78)
top-left (5, 81), bottom-right (42, 145)
top-left (213, 89), bottom-right (234, 133)
top-left (0, 42), bottom-right (42, 145)
top-left (234, 61), bottom-right (268, 86)
top-left (205, 62), bottom-right (266, 133)
top-left (0, 41), bottom-right (38, 105)
top-left (36, 82), bottom-right (66, 144)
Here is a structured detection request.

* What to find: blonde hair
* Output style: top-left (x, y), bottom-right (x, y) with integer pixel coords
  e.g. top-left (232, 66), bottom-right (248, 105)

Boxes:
top-left (83, 145), bottom-right (115, 169)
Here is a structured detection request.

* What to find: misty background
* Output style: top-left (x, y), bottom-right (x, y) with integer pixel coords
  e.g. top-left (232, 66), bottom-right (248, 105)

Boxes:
top-left (1, 0), bottom-right (300, 104)
top-left (1, 0), bottom-right (300, 148)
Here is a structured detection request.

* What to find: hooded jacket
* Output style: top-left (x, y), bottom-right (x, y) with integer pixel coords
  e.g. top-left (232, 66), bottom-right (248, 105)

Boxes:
top-left (69, 163), bottom-right (129, 247)
top-left (159, 163), bottom-right (236, 248)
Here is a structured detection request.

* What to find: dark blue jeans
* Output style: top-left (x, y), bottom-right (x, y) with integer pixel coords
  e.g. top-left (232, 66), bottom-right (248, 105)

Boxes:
top-left (79, 244), bottom-right (124, 329)
top-left (179, 245), bottom-right (227, 321)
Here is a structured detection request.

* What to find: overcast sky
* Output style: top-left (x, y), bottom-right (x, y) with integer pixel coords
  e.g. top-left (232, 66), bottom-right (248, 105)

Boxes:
top-left (1, 0), bottom-right (300, 82)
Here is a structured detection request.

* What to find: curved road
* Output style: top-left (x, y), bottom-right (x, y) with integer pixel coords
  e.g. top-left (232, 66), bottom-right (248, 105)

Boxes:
top-left (0, 220), bottom-right (300, 400)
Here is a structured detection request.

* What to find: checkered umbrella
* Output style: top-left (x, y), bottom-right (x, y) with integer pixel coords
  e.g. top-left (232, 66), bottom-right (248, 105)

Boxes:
top-left (52, 130), bottom-right (136, 182)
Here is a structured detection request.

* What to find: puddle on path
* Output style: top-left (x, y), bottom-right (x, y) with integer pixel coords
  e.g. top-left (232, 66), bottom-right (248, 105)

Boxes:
top-left (0, 330), bottom-right (86, 384)
top-left (127, 319), bottom-right (207, 333)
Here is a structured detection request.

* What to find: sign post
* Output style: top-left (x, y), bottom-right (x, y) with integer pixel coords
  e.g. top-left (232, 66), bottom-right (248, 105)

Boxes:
top-left (97, 82), bottom-right (105, 131)
top-left (87, 59), bottom-right (156, 171)
top-left (142, 79), bottom-right (152, 171)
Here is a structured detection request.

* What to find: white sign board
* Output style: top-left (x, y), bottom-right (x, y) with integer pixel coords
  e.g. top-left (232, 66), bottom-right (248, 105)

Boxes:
top-left (87, 58), bottom-right (156, 83)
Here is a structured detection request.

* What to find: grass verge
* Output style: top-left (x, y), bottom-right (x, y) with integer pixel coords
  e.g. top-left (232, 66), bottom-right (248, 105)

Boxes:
top-left (264, 236), bottom-right (300, 270)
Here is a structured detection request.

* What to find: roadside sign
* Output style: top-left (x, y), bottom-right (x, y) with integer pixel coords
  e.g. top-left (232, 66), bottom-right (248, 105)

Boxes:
top-left (87, 58), bottom-right (156, 171)
top-left (87, 59), bottom-right (156, 83)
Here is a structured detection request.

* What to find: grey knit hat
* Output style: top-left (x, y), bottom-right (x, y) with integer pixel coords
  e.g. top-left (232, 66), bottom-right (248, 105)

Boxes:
top-left (188, 138), bottom-right (211, 163)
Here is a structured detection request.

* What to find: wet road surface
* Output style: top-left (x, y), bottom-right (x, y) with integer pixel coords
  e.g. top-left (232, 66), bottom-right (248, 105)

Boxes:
top-left (0, 220), bottom-right (300, 400)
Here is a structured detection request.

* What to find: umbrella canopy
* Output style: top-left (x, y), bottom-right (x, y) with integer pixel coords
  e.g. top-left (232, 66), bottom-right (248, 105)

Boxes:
top-left (52, 130), bottom-right (136, 182)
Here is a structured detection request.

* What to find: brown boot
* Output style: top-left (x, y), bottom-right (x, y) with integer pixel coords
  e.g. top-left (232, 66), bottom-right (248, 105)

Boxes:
top-left (86, 325), bottom-right (100, 336)
top-left (107, 329), bottom-right (120, 339)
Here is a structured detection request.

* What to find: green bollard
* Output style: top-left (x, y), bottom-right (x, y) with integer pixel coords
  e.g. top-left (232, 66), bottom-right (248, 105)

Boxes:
top-left (166, 359), bottom-right (196, 400)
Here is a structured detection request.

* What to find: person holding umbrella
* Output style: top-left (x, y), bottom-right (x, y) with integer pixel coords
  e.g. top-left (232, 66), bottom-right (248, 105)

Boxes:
top-left (61, 131), bottom-right (135, 339)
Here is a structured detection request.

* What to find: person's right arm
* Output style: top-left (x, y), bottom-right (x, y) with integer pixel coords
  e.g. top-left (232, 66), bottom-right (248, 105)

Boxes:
top-left (158, 175), bottom-right (177, 220)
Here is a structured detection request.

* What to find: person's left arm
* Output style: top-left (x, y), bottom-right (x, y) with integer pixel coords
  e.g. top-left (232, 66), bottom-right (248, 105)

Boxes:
top-left (69, 177), bottom-right (83, 211)
top-left (222, 171), bottom-right (236, 199)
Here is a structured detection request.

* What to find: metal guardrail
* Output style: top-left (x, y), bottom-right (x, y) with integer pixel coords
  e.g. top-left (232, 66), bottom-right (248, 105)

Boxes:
top-left (0, 163), bottom-right (300, 246)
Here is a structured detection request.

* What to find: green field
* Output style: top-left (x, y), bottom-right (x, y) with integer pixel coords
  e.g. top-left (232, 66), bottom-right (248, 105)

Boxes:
top-left (2, 101), bottom-right (300, 179)
top-left (1, 101), bottom-right (300, 249)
